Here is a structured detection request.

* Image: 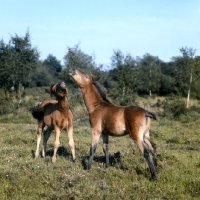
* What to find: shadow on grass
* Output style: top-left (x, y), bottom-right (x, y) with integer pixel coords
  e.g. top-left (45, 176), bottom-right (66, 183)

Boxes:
top-left (31, 146), bottom-right (72, 159)
top-left (81, 151), bottom-right (124, 170)
top-left (81, 151), bottom-right (149, 179)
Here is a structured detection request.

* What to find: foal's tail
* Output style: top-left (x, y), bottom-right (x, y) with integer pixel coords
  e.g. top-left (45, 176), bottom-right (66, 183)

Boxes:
top-left (145, 110), bottom-right (159, 121)
top-left (31, 102), bottom-right (44, 121)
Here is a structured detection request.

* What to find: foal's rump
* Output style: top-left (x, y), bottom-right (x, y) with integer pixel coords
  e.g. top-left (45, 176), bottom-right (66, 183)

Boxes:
top-left (123, 106), bottom-right (158, 136)
top-left (31, 99), bottom-right (58, 121)
top-left (125, 106), bottom-right (158, 121)
top-left (31, 102), bottom-right (44, 121)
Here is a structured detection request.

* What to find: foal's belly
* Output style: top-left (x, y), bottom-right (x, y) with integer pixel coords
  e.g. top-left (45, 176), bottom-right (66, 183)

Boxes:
top-left (103, 129), bottom-right (129, 137)
top-left (101, 109), bottom-right (129, 136)
top-left (102, 119), bottom-right (128, 136)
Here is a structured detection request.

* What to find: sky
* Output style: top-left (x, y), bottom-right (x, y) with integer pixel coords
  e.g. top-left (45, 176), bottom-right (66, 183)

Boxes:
top-left (1, 0), bottom-right (200, 66)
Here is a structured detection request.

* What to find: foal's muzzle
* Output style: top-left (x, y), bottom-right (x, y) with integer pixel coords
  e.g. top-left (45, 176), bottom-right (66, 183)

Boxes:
top-left (60, 82), bottom-right (66, 89)
top-left (69, 68), bottom-right (76, 76)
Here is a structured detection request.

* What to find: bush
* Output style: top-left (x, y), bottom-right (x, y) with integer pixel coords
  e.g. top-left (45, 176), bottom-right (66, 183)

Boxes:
top-left (0, 90), bottom-right (15, 114)
top-left (162, 96), bottom-right (186, 119)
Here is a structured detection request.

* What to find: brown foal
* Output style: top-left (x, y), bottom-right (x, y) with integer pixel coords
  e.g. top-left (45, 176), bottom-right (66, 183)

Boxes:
top-left (31, 82), bottom-right (75, 162)
top-left (69, 69), bottom-right (158, 180)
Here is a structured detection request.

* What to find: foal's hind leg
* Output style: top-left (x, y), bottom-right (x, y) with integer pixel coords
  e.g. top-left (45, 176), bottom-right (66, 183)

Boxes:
top-left (144, 134), bottom-right (157, 172)
top-left (42, 127), bottom-right (52, 158)
top-left (102, 134), bottom-right (109, 167)
top-left (35, 121), bottom-right (44, 159)
top-left (134, 137), bottom-right (157, 181)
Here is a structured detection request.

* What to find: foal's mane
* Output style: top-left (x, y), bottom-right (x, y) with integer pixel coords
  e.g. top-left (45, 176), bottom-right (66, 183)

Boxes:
top-left (93, 81), bottom-right (111, 103)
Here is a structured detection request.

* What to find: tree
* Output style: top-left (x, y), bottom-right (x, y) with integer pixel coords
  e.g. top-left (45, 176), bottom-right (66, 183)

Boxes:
top-left (62, 44), bottom-right (100, 85)
top-left (29, 61), bottom-right (53, 87)
top-left (43, 54), bottom-right (62, 82)
top-left (191, 56), bottom-right (200, 99)
top-left (159, 74), bottom-right (175, 95)
top-left (136, 54), bottom-right (162, 95)
top-left (0, 40), bottom-right (14, 97)
top-left (110, 50), bottom-right (136, 101)
top-left (174, 47), bottom-right (197, 108)
top-left (0, 30), bottom-right (39, 104)
top-left (160, 61), bottom-right (176, 95)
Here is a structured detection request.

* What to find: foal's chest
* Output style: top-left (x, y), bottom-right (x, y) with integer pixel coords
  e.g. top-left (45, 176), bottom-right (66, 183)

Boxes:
top-left (53, 114), bottom-right (68, 127)
top-left (44, 111), bottom-right (68, 129)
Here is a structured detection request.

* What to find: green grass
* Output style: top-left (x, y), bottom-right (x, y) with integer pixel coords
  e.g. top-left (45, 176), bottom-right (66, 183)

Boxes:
top-left (0, 109), bottom-right (200, 199)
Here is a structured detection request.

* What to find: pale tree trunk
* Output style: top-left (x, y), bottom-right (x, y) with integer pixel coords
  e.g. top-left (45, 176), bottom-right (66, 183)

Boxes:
top-left (122, 83), bottom-right (125, 100)
top-left (18, 82), bottom-right (22, 107)
top-left (186, 70), bottom-right (193, 109)
top-left (149, 65), bottom-right (151, 96)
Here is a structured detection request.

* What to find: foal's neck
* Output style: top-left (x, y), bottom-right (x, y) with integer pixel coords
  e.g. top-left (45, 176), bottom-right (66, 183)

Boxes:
top-left (58, 97), bottom-right (69, 111)
top-left (82, 84), bottom-right (103, 114)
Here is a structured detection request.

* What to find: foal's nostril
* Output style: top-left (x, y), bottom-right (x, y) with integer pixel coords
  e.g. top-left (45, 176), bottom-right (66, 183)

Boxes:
top-left (69, 68), bottom-right (76, 76)
top-left (60, 82), bottom-right (66, 89)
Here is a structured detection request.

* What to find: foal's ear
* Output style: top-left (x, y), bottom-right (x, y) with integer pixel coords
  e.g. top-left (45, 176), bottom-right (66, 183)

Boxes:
top-left (91, 75), bottom-right (100, 82)
top-left (45, 83), bottom-right (58, 94)
top-left (45, 88), bottom-right (51, 94)
top-left (51, 83), bottom-right (58, 92)
top-left (65, 88), bottom-right (68, 94)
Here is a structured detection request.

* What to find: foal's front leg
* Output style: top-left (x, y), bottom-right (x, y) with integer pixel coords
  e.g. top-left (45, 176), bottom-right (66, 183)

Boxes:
top-left (86, 130), bottom-right (101, 170)
top-left (67, 124), bottom-right (76, 161)
top-left (52, 127), bottom-right (60, 163)
top-left (102, 134), bottom-right (109, 167)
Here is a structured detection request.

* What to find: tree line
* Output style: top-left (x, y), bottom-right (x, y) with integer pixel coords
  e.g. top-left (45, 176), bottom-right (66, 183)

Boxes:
top-left (0, 31), bottom-right (200, 112)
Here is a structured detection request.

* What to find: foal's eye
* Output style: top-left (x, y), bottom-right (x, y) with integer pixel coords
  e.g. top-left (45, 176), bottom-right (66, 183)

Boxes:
top-left (85, 74), bottom-right (88, 78)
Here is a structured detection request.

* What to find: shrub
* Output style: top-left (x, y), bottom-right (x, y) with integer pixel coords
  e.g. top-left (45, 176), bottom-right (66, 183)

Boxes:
top-left (162, 96), bottom-right (186, 119)
top-left (0, 90), bottom-right (15, 114)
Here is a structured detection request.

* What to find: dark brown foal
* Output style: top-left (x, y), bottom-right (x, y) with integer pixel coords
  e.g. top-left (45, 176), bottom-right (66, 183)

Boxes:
top-left (69, 69), bottom-right (158, 180)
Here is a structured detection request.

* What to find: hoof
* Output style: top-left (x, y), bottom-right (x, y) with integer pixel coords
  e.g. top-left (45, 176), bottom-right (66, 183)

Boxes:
top-left (85, 165), bottom-right (91, 170)
top-left (42, 153), bottom-right (45, 158)
top-left (35, 151), bottom-right (39, 159)
top-left (52, 157), bottom-right (56, 163)
top-left (105, 163), bottom-right (110, 168)
top-left (151, 176), bottom-right (157, 181)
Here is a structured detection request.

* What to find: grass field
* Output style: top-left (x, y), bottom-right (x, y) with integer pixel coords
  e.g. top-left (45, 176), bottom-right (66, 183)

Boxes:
top-left (0, 100), bottom-right (200, 199)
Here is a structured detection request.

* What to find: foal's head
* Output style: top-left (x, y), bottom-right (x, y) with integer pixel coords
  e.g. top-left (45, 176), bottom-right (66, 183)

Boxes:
top-left (69, 69), bottom-right (98, 88)
top-left (69, 69), bottom-right (110, 103)
top-left (45, 82), bottom-right (68, 99)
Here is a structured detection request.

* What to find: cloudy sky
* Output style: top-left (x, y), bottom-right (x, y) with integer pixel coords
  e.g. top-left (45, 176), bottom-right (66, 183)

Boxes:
top-left (1, 0), bottom-right (200, 65)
